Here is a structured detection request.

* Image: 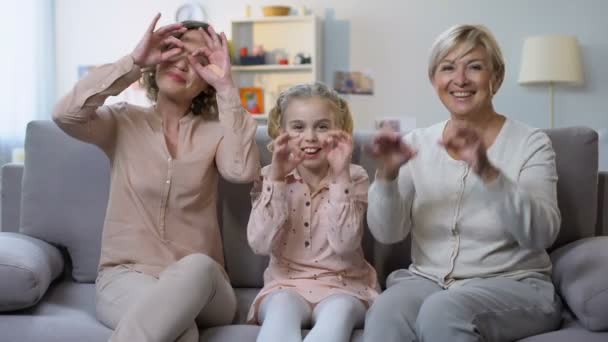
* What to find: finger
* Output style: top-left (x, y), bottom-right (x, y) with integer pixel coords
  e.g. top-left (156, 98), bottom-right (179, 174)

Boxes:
top-left (442, 138), bottom-right (465, 152)
top-left (373, 130), bottom-right (400, 146)
top-left (287, 136), bottom-right (304, 154)
top-left (160, 48), bottom-right (184, 62)
top-left (364, 141), bottom-right (385, 159)
top-left (399, 143), bottom-right (417, 158)
top-left (156, 23), bottom-right (185, 36)
top-left (187, 55), bottom-right (210, 78)
top-left (321, 137), bottom-right (330, 149)
top-left (326, 129), bottom-right (343, 140)
top-left (274, 143), bottom-right (290, 158)
top-left (326, 136), bottom-right (335, 149)
top-left (198, 26), bottom-right (216, 49)
top-left (207, 25), bottom-right (221, 46)
top-left (147, 13), bottom-right (161, 33)
top-left (220, 31), bottom-right (229, 49)
top-left (192, 46), bottom-right (214, 58)
top-left (290, 149), bottom-right (305, 164)
top-left (162, 36), bottom-right (185, 48)
top-left (372, 132), bottom-right (391, 146)
top-left (334, 130), bottom-right (351, 145)
top-left (275, 132), bottom-right (290, 146)
top-left (220, 32), bottom-right (232, 66)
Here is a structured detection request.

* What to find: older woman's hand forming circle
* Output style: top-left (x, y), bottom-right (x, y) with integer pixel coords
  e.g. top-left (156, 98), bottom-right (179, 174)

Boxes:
top-left (368, 129), bottom-right (417, 181)
top-left (440, 124), bottom-right (499, 182)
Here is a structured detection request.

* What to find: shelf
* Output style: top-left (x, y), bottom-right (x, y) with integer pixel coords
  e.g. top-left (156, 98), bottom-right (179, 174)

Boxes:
top-left (232, 64), bottom-right (313, 72)
top-left (251, 114), bottom-right (268, 121)
top-left (232, 15), bottom-right (315, 24)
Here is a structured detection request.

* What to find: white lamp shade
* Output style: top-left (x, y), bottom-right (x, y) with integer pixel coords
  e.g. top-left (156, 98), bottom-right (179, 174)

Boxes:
top-left (518, 35), bottom-right (584, 85)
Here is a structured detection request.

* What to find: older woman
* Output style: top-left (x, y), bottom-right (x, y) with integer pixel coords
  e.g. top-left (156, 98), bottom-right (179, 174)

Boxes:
top-left (363, 25), bottom-right (562, 341)
top-left (52, 14), bottom-right (259, 342)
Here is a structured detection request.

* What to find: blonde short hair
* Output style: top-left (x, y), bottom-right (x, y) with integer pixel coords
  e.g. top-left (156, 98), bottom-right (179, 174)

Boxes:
top-left (428, 24), bottom-right (505, 94)
top-left (267, 82), bottom-right (354, 139)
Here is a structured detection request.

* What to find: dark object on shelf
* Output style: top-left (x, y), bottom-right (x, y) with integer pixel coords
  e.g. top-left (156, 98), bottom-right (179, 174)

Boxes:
top-left (294, 52), bottom-right (312, 64)
top-left (239, 55), bottom-right (266, 65)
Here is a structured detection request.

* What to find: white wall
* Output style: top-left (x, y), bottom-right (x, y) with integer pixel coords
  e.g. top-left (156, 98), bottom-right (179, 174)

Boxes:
top-left (55, 0), bottom-right (608, 130)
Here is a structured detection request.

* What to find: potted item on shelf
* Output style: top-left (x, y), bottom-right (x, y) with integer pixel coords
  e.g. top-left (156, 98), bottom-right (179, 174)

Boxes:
top-left (275, 51), bottom-right (289, 65)
top-left (239, 87), bottom-right (265, 114)
top-left (262, 5), bottom-right (291, 16)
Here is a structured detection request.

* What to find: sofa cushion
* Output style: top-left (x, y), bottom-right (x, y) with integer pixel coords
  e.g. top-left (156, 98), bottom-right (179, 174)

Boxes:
top-left (0, 232), bottom-right (64, 311)
top-left (543, 127), bottom-right (598, 250)
top-left (0, 279), bottom-right (111, 342)
top-left (551, 236), bottom-right (608, 331)
top-left (20, 121), bottom-right (109, 283)
top-left (518, 316), bottom-right (608, 341)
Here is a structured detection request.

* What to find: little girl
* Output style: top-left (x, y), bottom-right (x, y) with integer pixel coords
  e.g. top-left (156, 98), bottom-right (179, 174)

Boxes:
top-left (246, 82), bottom-right (379, 342)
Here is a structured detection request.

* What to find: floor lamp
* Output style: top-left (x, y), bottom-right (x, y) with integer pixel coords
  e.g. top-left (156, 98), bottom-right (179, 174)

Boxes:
top-left (518, 35), bottom-right (584, 128)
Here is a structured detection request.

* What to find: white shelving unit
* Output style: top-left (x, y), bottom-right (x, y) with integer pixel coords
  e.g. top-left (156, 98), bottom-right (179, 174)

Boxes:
top-left (230, 15), bottom-right (322, 125)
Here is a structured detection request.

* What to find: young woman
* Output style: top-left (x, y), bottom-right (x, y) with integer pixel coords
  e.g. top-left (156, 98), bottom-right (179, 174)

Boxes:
top-left (53, 14), bottom-right (260, 342)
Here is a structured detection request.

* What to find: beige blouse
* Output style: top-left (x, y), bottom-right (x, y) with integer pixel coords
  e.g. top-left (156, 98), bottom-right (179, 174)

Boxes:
top-left (52, 55), bottom-right (260, 278)
top-left (246, 164), bottom-right (379, 323)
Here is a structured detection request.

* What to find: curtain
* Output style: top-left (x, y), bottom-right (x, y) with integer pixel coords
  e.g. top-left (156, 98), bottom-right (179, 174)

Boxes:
top-left (0, 0), bottom-right (55, 166)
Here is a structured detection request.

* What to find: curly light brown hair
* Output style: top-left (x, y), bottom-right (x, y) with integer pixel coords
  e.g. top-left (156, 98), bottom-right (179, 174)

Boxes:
top-left (140, 20), bottom-right (219, 119)
top-left (267, 82), bottom-right (354, 140)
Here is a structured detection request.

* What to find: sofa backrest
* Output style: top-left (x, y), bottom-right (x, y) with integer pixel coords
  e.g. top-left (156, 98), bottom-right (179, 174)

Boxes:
top-left (544, 127), bottom-right (598, 249)
top-left (20, 121), bottom-right (109, 283)
top-left (220, 126), bottom-right (600, 287)
top-left (18, 121), bottom-right (598, 286)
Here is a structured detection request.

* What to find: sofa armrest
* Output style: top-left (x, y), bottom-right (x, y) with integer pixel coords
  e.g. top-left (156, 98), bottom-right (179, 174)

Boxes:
top-left (0, 232), bottom-right (64, 312)
top-left (1, 163), bottom-right (24, 233)
top-left (596, 171), bottom-right (608, 236)
top-left (551, 236), bottom-right (608, 331)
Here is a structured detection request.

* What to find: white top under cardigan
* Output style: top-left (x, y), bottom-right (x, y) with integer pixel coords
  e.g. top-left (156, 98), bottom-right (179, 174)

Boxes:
top-left (367, 118), bottom-right (561, 288)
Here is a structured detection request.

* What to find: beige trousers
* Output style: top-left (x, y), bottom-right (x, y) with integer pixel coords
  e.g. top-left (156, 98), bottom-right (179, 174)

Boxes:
top-left (95, 253), bottom-right (237, 342)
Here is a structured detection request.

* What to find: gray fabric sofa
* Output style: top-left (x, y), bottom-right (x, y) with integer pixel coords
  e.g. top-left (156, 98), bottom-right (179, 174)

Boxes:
top-left (1, 120), bottom-right (608, 342)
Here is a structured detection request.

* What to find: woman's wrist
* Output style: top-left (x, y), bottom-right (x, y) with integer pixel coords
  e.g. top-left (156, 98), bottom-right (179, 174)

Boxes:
top-left (214, 80), bottom-right (237, 98)
top-left (332, 168), bottom-right (351, 184)
top-left (268, 167), bottom-right (286, 182)
top-left (377, 166), bottom-right (399, 181)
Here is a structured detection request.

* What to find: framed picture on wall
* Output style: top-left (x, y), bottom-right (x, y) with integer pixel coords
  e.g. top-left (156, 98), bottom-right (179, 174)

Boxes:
top-left (239, 87), bottom-right (265, 114)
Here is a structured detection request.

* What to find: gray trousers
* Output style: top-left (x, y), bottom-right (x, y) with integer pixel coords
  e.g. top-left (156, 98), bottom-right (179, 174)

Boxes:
top-left (363, 270), bottom-right (562, 342)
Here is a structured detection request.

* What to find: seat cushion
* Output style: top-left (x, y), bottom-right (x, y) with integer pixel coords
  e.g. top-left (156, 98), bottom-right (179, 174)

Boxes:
top-left (0, 279), bottom-right (111, 342)
top-left (200, 325), bottom-right (365, 342)
top-left (518, 318), bottom-right (608, 342)
top-left (233, 288), bottom-right (260, 324)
